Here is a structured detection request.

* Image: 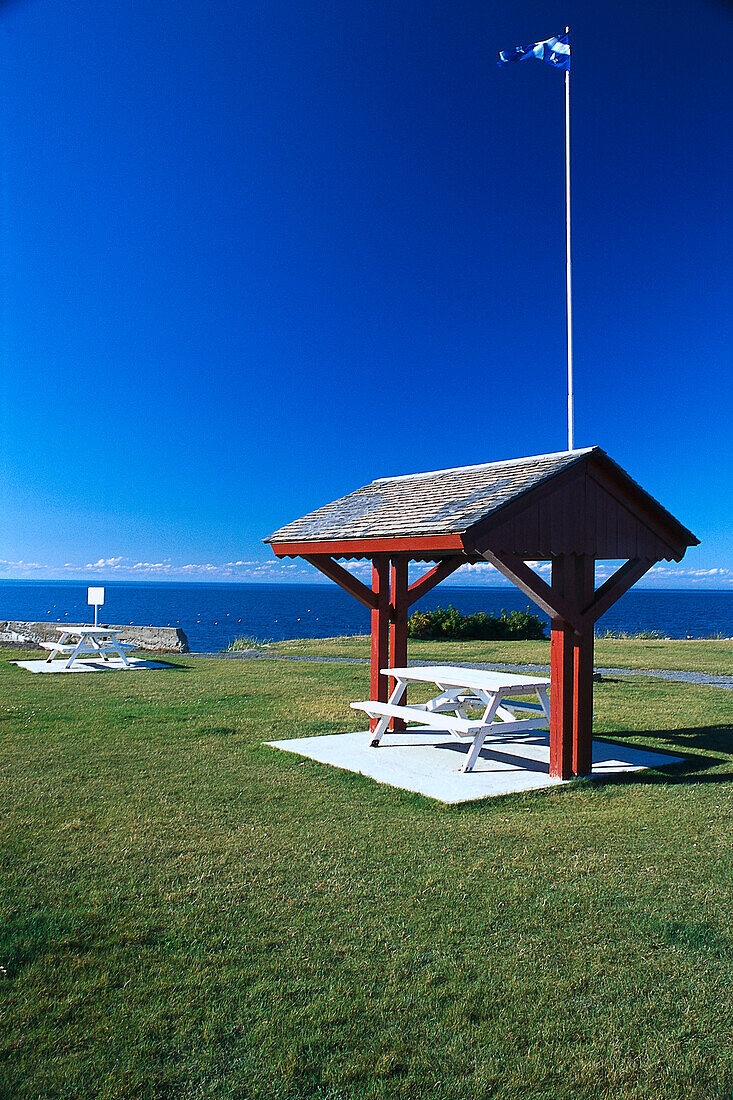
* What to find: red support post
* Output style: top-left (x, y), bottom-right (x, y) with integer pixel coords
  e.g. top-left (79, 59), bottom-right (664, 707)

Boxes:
top-left (389, 556), bottom-right (409, 731)
top-left (550, 618), bottom-right (575, 779)
top-left (572, 555), bottom-right (595, 777)
top-left (549, 556), bottom-right (575, 780)
top-left (573, 630), bottom-right (594, 777)
top-left (369, 556), bottom-right (390, 733)
top-left (549, 554), bottom-right (596, 779)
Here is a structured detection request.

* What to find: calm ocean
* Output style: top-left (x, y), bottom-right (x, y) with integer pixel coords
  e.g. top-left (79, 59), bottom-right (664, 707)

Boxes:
top-left (1, 581), bottom-right (732, 651)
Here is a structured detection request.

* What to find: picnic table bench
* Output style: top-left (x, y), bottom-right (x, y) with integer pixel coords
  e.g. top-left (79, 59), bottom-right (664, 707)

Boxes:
top-left (352, 665), bottom-right (551, 773)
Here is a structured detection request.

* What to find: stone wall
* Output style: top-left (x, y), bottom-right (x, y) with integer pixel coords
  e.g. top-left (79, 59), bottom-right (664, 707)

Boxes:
top-left (0, 621), bottom-right (189, 653)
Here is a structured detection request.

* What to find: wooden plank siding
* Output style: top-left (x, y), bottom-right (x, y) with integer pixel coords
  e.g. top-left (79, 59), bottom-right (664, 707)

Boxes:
top-left (477, 464), bottom-right (683, 561)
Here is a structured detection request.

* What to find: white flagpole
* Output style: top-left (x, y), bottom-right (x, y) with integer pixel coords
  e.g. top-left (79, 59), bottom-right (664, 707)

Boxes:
top-left (564, 26), bottom-right (574, 451)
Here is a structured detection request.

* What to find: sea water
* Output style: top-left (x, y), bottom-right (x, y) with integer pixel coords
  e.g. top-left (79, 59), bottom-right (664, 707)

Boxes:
top-left (1, 580), bottom-right (731, 651)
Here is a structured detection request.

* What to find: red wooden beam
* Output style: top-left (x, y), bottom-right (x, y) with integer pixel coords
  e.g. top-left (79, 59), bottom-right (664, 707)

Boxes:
top-left (550, 632), bottom-right (575, 778)
top-left (407, 557), bottom-right (464, 607)
top-left (572, 556), bottom-right (595, 778)
top-left (582, 557), bottom-right (654, 626)
top-left (481, 548), bottom-right (582, 631)
top-left (302, 554), bottom-right (376, 610)
top-left (389, 557), bottom-right (409, 731)
top-left (550, 556), bottom-right (577, 780)
top-left (370, 557), bottom-right (390, 734)
top-left (270, 535), bottom-right (466, 558)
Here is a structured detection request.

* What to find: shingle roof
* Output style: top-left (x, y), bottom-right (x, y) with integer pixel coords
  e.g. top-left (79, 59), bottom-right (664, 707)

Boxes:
top-left (265, 447), bottom-right (596, 544)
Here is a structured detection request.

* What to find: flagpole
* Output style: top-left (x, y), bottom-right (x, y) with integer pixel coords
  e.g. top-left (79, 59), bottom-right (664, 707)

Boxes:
top-left (564, 26), bottom-right (574, 451)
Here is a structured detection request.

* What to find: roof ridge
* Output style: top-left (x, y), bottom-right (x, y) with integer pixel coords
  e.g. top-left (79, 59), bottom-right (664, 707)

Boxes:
top-left (373, 446), bottom-right (598, 484)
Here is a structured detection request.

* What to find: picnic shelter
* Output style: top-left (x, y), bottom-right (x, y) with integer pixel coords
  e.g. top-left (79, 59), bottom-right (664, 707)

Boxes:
top-left (265, 447), bottom-right (697, 780)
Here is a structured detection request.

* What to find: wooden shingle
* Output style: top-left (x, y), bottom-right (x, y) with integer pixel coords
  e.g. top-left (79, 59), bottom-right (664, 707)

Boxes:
top-left (266, 447), bottom-right (697, 562)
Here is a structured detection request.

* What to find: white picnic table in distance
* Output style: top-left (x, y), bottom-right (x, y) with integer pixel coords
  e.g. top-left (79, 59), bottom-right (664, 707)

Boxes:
top-left (351, 665), bottom-right (551, 773)
top-left (40, 626), bottom-right (132, 670)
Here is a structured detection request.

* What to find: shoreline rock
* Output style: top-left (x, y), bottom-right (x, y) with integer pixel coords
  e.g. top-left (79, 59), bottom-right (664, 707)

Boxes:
top-left (0, 621), bottom-right (189, 653)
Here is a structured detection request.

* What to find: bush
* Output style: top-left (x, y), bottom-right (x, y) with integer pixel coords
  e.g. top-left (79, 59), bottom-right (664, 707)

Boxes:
top-left (228, 636), bottom-right (271, 650)
top-left (407, 605), bottom-right (547, 641)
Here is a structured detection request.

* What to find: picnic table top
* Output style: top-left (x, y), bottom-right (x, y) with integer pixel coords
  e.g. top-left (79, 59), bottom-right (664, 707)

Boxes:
top-left (54, 625), bottom-right (122, 636)
top-left (382, 665), bottom-right (551, 692)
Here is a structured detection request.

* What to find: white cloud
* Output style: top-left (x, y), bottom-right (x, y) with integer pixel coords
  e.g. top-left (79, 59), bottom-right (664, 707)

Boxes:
top-left (0, 559), bottom-right (43, 572)
top-left (85, 557), bottom-right (125, 570)
top-left (0, 555), bottom-right (731, 587)
top-left (647, 564), bottom-right (733, 583)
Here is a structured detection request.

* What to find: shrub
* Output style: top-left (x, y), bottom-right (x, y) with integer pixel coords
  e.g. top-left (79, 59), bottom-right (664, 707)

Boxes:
top-left (228, 636), bottom-right (271, 650)
top-left (407, 604), bottom-right (547, 641)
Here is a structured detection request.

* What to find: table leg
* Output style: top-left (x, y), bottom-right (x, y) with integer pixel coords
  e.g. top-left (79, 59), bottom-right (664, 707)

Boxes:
top-left (109, 642), bottom-right (130, 667)
top-left (65, 636), bottom-right (86, 670)
top-left (459, 694), bottom-right (502, 772)
top-left (46, 631), bottom-right (68, 663)
top-left (88, 636), bottom-right (109, 661)
top-left (370, 678), bottom-right (407, 747)
top-left (479, 694), bottom-right (501, 728)
top-left (462, 727), bottom-right (491, 773)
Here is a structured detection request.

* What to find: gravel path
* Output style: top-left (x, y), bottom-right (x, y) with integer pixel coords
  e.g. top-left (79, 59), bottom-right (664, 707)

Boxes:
top-left (189, 650), bottom-right (733, 690)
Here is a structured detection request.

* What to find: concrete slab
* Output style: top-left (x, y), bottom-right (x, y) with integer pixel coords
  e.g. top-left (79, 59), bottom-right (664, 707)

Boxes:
top-left (266, 729), bottom-right (683, 803)
top-left (15, 658), bottom-right (171, 674)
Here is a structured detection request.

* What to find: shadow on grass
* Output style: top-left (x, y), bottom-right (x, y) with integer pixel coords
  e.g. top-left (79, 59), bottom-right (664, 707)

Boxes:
top-left (588, 723), bottom-right (733, 787)
top-left (129, 655), bottom-right (191, 671)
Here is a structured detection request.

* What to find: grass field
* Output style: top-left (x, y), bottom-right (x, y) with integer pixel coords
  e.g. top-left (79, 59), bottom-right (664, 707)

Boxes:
top-left (1, 643), bottom-right (732, 1099)
top-left (269, 635), bottom-right (733, 675)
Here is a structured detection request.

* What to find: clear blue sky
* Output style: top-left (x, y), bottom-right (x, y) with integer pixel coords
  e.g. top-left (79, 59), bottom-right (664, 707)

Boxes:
top-left (0, 0), bottom-right (731, 587)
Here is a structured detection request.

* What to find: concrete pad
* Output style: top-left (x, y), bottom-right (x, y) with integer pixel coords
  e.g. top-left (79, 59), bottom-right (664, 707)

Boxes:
top-left (15, 658), bottom-right (171, 674)
top-left (266, 729), bottom-right (683, 803)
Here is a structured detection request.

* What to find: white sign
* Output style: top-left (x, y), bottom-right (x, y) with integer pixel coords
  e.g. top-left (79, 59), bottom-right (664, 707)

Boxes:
top-left (87, 587), bottom-right (105, 606)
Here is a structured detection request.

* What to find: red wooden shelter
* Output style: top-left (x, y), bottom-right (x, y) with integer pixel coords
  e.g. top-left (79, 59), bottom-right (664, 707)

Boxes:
top-left (265, 447), bottom-right (697, 779)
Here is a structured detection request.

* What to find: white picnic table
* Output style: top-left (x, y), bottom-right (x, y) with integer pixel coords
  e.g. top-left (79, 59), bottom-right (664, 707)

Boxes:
top-left (351, 665), bottom-right (551, 773)
top-left (40, 625), bottom-right (132, 670)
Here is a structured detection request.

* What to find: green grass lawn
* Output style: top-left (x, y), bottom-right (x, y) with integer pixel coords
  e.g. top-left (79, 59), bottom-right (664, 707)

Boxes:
top-left (269, 635), bottom-right (733, 675)
top-left (1, 644), bottom-right (732, 1099)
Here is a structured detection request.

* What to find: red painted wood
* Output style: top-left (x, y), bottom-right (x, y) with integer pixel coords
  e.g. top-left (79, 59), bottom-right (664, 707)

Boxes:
top-left (586, 461), bottom-right (693, 558)
top-left (550, 618), bottom-right (575, 779)
top-left (370, 557), bottom-right (390, 733)
top-left (462, 461), bottom-right (584, 553)
top-left (389, 557), bottom-right (409, 731)
top-left (481, 548), bottom-right (581, 630)
top-left (302, 554), bottom-right (377, 610)
top-left (583, 557), bottom-right (653, 625)
top-left (460, 453), bottom-right (697, 563)
top-left (572, 555), bottom-right (595, 777)
top-left (553, 554), bottom-right (578, 779)
top-left (573, 629), bottom-right (594, 777)
top-left (271, 535), bottom-right (465, 558)
top-left (407, 557), bottom-right (464, 606)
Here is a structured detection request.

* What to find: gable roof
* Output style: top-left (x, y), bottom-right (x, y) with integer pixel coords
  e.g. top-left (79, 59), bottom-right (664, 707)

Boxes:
top-left (266, 448), bottom-right (593, 544)
top-left (265, 446), bottom-right (698, 562)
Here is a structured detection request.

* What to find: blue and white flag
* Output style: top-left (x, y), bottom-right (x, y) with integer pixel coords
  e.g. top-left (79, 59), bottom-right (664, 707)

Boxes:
top-left (498, 33), bottom-right (570, 71)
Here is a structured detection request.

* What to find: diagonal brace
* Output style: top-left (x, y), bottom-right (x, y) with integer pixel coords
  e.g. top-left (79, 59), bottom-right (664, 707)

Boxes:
top-left (481, 549), bottom-right (583, 631)
top-left (582, 557), bottom-right (654, 626)
top-left (407, 557), bottom-right (464, 607)
top-left (303, 555), bottom-right (377, 610)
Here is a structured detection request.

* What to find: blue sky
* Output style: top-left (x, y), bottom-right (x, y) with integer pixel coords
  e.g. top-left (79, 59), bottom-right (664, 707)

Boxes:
top-left (0, 0), bottom-right (731, 588)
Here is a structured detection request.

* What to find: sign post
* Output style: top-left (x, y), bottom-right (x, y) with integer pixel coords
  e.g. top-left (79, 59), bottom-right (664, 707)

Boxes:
top-left (87, 587), bottom-right (105, 627)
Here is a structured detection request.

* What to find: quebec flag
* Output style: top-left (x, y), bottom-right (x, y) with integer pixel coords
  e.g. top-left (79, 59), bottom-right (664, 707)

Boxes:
top-left (498, 33), bottom-right (570, 71)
